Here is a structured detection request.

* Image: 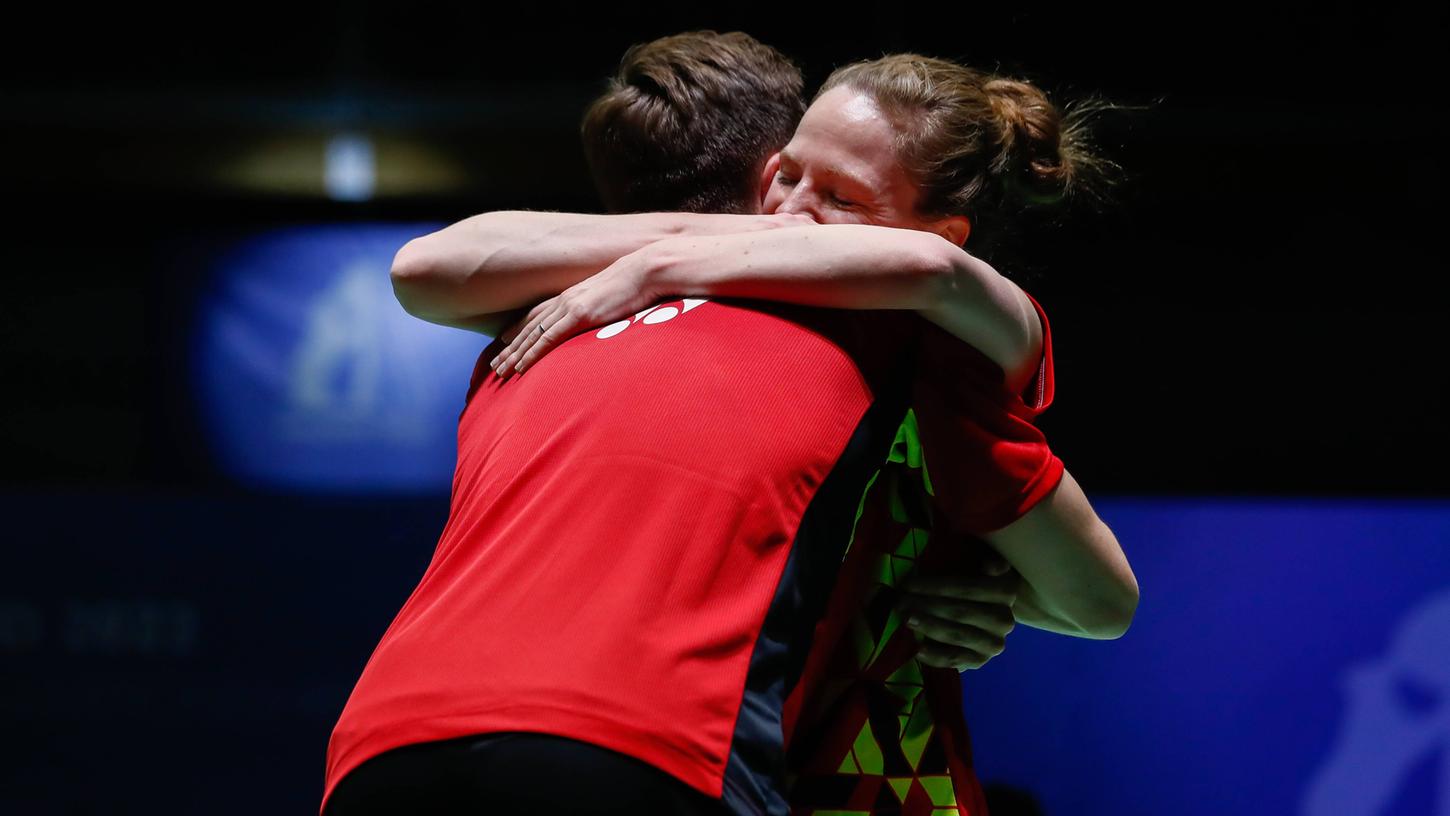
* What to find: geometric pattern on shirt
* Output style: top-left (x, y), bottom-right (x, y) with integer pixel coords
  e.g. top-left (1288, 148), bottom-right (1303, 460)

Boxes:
top-left (786, 408), bottom-right (983, 816)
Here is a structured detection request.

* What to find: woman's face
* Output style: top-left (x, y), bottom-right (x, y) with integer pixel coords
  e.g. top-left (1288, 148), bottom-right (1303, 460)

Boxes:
top-left (762, 85), bottom-right (968, 244)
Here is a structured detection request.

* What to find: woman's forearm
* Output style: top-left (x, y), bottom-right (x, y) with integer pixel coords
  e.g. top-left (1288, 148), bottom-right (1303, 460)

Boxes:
top-left (392, 212), bottom-right (1034, 378)
top-left (390, 210), bottom-right (801, 323)
top-left (983, 470), bottom-right (1139, 640)
top-left (640, 223), bottom-right (1038, 378)
top-left (1010, 578), bottom-right (1103, 638)
top-left (641, 223), bottom-right (948, 311)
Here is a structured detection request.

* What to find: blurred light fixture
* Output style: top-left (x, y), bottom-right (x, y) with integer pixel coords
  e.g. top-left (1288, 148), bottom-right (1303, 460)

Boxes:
top-left (325, 131), bottom-right (376, 201)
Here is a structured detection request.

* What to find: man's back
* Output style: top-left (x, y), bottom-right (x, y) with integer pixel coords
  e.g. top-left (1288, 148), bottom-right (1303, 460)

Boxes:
top-left (323, 296), bottom-right (922, 815)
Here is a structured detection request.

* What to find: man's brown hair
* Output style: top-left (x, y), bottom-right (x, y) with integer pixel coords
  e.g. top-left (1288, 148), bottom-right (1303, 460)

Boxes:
top-left (581, 30), bottom-right (805, 214)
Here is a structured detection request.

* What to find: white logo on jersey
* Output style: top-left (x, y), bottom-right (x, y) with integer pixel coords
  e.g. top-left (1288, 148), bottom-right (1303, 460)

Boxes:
top-left (595, 297), bottom-right (710, 340)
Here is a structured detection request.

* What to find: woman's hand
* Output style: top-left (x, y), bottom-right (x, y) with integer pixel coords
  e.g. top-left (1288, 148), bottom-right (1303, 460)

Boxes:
top-left (895, 550), bottom-right (1021, 671)
top-left (489, 252), bottom-right (661, 381)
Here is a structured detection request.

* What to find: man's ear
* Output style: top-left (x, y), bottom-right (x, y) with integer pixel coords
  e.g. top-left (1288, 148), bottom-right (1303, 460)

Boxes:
top-left (758, 152), bottom-right (782, 209)
top-left (933, 214), bottom-right (971, 246)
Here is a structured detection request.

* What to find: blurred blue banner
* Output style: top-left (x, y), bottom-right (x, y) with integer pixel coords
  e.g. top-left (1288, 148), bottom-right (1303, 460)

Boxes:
top-left (2, 495), bottom-right (1445, 815)
top-left (963, 498), bottom-right (1450, 816)
top-left (191, 223), bottom-right (490, 492)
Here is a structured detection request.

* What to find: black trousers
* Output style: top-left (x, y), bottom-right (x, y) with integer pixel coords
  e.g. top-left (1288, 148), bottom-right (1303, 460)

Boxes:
top-left (324, 731), bottom-right (732, 816)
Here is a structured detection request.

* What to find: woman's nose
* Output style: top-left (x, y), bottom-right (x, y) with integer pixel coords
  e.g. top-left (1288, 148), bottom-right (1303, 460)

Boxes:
top-left (777, 186), bottom-right (821, 221)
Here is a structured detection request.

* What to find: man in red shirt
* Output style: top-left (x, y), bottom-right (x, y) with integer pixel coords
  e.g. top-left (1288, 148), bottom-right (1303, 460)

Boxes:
top-left (325, 31), bottom-right (1136, 816)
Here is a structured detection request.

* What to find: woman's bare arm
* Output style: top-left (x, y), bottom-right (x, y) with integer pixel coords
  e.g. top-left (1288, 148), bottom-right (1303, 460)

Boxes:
top-left (629, 224), bottom-right (1040, 387)
top-left (390, 210), bottom-right (810, 325)
top-left (983, 468), bottom-right (1139, 639)
top-left (391, 211), bottom-right (1039, 389)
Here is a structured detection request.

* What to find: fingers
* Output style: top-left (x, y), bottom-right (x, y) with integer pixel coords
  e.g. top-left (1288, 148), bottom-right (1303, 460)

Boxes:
top-left (898, 600), bottom-right (1014, 648)
top-left (913, 636), bottom-right (992, 672)
top-left (896, 579), bottom-right (1017, 671)
top-left (902, 569), bottom-right (1021, 606)
top-left (511, 312), bottom-right (579, 378)
top-left (492, 314), bottom-right (537, 373)
top-left (496, 312), bottom-right (530, 345)
top-left (499, 319), bottom-right (543, 380)
top-left (492, 302), bottom-right (561, 381)
top-left (497, 298), bottom-right (555, 346)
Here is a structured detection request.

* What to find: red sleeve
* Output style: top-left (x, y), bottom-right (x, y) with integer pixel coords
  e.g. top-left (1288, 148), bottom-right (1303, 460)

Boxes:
top-left (909, 292), bottom-right (1063, 534)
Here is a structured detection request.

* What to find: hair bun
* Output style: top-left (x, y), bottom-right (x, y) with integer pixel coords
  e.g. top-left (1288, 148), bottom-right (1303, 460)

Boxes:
top-left (983, 78), bottom-right (1073, 201)
top-left (813, 51), bottom-right (1128, 271)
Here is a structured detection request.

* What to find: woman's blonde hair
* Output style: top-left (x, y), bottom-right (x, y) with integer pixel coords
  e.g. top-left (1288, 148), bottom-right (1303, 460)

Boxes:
top-left (817, 54), bottom-right (1125, 260)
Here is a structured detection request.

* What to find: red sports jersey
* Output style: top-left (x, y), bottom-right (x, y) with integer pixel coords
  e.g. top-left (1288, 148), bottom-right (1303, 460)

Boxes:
top-left (322, 293), bottom-right (1060, 816)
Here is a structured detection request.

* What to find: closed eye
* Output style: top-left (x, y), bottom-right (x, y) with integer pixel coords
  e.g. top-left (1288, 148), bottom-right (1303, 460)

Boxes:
top-left (776, 172), bottom-right (856, 207)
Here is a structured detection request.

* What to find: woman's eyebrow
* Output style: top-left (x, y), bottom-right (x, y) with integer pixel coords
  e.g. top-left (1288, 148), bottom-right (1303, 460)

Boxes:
top-left (779, 150), bottom-right (874, 195)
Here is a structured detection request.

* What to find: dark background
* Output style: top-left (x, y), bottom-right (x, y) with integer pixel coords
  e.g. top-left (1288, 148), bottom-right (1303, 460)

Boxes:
top-left (3, 1), bottom-right (1445, 495)
top-left (0, 4), bottom-right (1447, 815)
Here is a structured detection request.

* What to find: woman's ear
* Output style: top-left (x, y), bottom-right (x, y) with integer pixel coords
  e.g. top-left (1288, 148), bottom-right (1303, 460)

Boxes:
top-left (934, 215), bottom-right (971, 246)
top-left (758, 152), bottom-right (782, 209)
